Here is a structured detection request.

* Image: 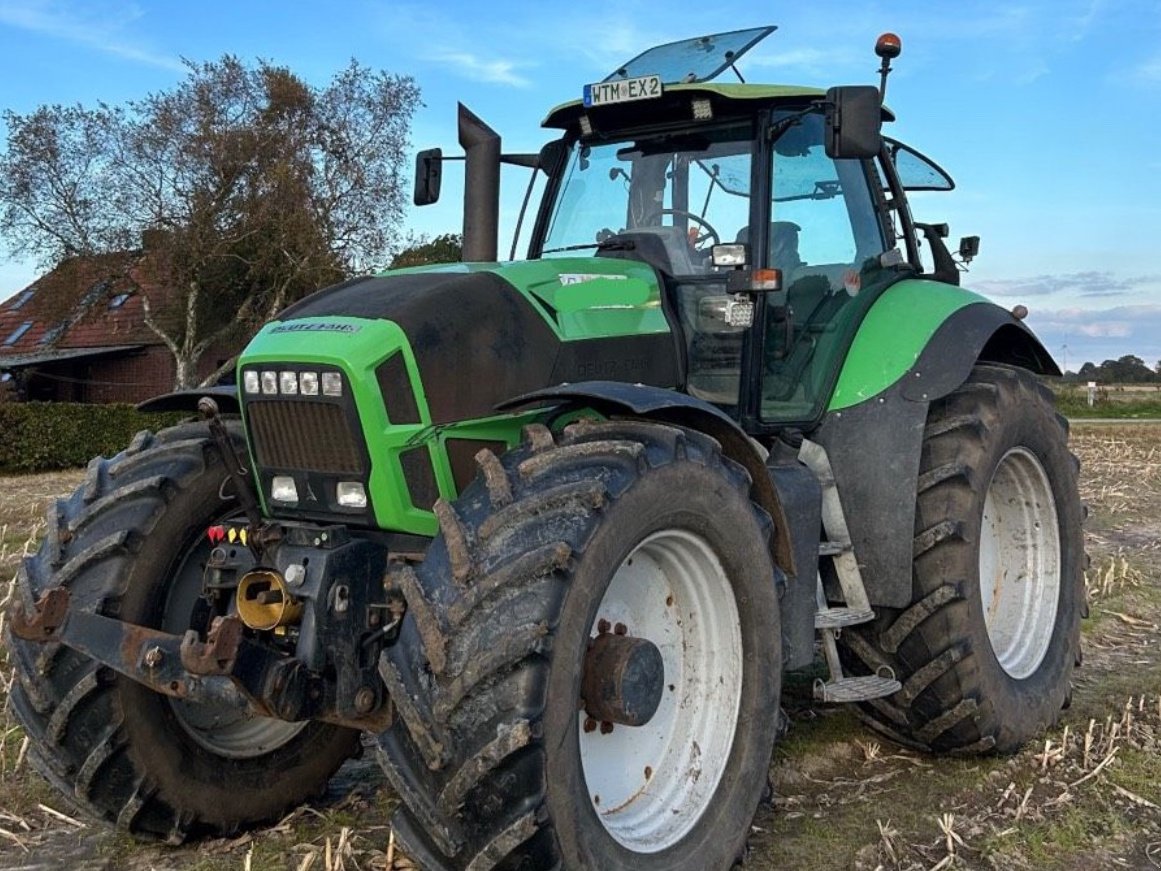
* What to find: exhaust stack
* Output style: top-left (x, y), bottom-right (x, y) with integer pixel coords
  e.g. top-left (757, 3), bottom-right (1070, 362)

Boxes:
top-left (458, 103), bottom-right (501, 262)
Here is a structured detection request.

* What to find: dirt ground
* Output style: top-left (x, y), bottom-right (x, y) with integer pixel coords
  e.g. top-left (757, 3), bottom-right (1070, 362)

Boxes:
top-left (1, 422), bottom-right (1159, 870)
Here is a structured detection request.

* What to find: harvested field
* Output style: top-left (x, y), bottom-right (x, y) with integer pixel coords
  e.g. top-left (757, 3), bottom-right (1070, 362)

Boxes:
top-left (1, 422), bottom-right (1159, 869)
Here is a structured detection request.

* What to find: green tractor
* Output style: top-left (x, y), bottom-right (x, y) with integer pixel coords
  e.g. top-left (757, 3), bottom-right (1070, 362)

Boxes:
top-left (8, 27), bottom-right (1082, 870)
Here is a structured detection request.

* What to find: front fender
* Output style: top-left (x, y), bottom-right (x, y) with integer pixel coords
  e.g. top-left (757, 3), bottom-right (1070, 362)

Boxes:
top-left (499, 381), bottom-right (796, 576)
top-left (137, 385), bottom-right (240, 414)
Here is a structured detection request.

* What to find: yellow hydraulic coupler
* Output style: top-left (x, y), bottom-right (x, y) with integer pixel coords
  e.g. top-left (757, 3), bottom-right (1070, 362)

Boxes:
top-left (235, 569), bottom-right (302, 631)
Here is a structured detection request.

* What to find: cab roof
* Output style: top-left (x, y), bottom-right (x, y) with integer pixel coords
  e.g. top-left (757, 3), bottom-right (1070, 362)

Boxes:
top-left (542, 82), bottom-right (827, 130)
top-left (538, 83), bottom-right (891, 132)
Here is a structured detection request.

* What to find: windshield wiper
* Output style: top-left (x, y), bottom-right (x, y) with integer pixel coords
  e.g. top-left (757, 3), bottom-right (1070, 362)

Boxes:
top-left (541, 242), bottom-right (599, 253)
top-left (542, 238), bottom-right (637, 255)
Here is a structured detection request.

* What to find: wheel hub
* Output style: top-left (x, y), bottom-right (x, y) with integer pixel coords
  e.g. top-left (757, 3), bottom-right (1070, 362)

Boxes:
top-left (582, 632), bottom-right (664, 727)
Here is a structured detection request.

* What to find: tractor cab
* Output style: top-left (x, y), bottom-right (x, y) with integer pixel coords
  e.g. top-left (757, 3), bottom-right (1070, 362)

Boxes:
top-left (535, 78), bottom-right (892, 425)
top-left (427, 26), bottom-right (970, 430)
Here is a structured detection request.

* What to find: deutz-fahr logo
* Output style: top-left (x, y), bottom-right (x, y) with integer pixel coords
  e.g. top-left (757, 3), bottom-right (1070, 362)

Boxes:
top-left (270, 322), bottom-right (361, 334)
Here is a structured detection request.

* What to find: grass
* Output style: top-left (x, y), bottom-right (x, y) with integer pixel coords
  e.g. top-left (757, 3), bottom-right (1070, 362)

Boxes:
top-left (1, 424), bottom-right (1161, 869)
top-left (1053, 382), bottom-right (1161, 418)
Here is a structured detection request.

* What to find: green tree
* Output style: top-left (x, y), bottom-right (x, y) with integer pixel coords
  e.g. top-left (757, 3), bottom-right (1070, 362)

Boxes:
top-left (390, 233), bottom-right (463, 268)
top-left (0, 58), bottom-right (420, 388)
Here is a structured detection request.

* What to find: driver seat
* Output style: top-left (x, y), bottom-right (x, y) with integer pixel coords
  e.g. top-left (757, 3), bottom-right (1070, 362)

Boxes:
top-left (734, 221), bottom-right (804, 275)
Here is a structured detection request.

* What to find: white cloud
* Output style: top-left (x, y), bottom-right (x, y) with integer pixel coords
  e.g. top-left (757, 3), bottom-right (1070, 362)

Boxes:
top-left (1026, 303), bottom-right (1161, 368)
top-left (427, 50), bottom-right (532, 89)
top-left (1132, 53), bottom-right (1161, 84)
top-left (0, 0), bottom-right (182, 71)
top-left (974, 271), bottom-right (1161, 298)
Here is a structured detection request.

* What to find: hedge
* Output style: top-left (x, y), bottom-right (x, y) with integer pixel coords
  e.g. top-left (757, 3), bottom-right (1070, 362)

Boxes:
top-left (0, 402), bottom-right (188, 474)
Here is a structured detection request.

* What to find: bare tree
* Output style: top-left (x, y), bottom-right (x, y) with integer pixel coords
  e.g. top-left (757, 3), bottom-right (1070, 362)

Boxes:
top-left (0, 57), bottom-right (420, 388)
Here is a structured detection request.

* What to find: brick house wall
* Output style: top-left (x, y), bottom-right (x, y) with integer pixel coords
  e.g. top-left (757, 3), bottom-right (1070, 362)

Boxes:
top-left (0, 252), bottom-right (249, 405)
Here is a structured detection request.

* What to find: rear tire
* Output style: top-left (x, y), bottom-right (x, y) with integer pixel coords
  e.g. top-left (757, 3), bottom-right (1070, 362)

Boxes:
top-left (376, 419), bottom-right (781, 870)
top-left (6, 422), bottom-right (359, 841)
top-left (839, 364), bottom-right (1083, 753)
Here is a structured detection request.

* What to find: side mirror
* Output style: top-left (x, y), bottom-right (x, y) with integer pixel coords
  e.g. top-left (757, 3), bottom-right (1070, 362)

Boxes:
top-left (824, 86), bottom-right (882, 159)
top-left (413, 148), bottom-right (443, 206)
top-left (958, 235), bottom-right (980, 263)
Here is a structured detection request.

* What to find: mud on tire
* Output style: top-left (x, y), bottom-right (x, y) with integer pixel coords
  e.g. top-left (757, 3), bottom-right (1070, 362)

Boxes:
top-left (5, 421), bottom-right (359, 841)
top-left (376, 419), bottom-right (782, 870)
top-left (839, 364), bottom-right (1084, 754)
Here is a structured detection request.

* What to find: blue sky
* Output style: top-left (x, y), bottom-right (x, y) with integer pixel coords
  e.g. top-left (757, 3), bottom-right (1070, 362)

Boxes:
top-left (0, 0), bottom-right (1158, 371)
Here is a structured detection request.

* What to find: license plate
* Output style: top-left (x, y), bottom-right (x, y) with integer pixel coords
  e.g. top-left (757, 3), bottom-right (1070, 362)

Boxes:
top-left (583, 74), bottom-right (663, 107)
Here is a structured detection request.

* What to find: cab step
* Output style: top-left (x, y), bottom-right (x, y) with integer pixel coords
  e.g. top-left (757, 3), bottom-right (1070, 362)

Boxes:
top-left (813, 673), bottom-right (902, 703)
top-left (818, 541), bottom-right (850, 557)
top-left (814, 606), bottom-right (875, 629)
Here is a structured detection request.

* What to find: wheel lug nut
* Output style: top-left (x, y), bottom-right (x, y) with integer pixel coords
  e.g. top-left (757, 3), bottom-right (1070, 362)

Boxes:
top-left (600, 721), bottom-right (614, 735)
top-left (583, 717), bottom-right (597, 733)
top-left (614, 622), bottom-right (627, 636)
top-left (597, 618), bottom-right (610, 634)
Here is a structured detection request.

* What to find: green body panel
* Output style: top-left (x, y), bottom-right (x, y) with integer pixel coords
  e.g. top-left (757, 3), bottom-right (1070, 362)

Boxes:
top-left (827, 279), bottom-right (989, 411)
top-left (239, 315), bottom-right (544, 536)
top-left (385, 257), bottom-right (670, 339)
top-left (238, 254), bottom-right (664, 535)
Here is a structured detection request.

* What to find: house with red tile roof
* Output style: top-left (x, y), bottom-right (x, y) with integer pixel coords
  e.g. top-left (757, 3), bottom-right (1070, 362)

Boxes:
top-left (0, 252), bottom-right (239, 404)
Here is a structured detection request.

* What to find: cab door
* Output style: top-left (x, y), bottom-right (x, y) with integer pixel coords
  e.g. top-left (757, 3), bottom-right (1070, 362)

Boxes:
top-left (758, 112), bottom-right (893, 425)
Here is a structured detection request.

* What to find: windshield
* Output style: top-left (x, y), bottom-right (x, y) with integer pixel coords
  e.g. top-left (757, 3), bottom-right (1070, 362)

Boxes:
top-left (542, 126), bottom-right (754, 276)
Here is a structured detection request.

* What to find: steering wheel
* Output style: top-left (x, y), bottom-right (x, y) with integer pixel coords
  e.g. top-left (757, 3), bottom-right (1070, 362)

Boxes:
top-left (659, 208), bottom-right (721, 250)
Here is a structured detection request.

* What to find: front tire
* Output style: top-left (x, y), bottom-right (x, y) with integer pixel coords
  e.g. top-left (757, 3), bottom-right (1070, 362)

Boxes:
top-left (840, 364), bottom-right (1083, 753)
top-left (377, 419), bottom-right (781, 870)
top-left (6, 422), bottom-right (359, 841)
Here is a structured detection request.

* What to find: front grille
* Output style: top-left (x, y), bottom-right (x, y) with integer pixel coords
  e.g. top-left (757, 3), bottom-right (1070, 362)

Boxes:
top-left (247, 400), bottom-right (365, 475)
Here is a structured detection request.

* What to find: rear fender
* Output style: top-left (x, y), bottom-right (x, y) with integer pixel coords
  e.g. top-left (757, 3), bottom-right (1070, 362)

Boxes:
top-left (815, 300), bottom-right (1060, 608)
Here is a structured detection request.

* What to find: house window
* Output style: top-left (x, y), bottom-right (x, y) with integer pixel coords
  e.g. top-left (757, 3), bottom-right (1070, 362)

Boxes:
top-left (3, 321), bottom-right (32, 346)
top-left (10, 289), bottom-right (34, 310)
top-left (0, 372), bottom-right (11, 382)
top-left (108, 292), bottom-right (132, 309)
top-left (39, 323), bottom-right (65, 346)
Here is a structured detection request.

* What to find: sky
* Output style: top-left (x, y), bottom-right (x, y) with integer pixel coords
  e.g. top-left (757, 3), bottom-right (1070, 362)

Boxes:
top-left (0, 0), bottom-right (1158, 371)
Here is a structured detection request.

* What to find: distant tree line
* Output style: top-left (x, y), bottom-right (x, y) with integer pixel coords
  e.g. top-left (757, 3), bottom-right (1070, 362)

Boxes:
top-left (1060, 355), bottom-right (1161, 383)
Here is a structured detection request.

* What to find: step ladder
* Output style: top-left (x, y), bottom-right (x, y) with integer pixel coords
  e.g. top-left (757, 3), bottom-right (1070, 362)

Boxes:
top-left (799, 440), bottom-right (901, 704)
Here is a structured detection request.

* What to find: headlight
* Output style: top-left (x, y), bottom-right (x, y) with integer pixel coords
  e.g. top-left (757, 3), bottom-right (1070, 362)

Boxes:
top-left (243, 370), bottom-right (260, 394)
top-left (300, 371), bottom-right (319, 395)
top-left (279, 371), bottom-right (298, 395)
top-left (336, 481), bottom-right (367, 508)
top-left (271, 476), bottom-right (299, 503)
top-left (321, 372), bottom-right (343, 397)
top-left (261, 371), bottom-right (278, 395)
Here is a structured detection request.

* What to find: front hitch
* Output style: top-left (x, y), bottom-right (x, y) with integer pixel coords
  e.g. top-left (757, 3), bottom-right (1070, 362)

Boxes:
top-left (9, 588), bottom-right (395, 731)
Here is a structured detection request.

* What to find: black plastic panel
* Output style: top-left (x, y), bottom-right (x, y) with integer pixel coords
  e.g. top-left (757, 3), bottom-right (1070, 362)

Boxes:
top-left (376, 352), bottom-right (422, 425)
top-left (400, 446), bottom-right (440, 511)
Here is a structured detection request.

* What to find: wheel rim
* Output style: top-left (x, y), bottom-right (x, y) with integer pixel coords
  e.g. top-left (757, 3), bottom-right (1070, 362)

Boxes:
top-left (161, 523), bottom-right (307, 758)
top-left (579, 529), bottom-right (743, 853)
top-left (978, 447), bottom-right (1061, 680)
